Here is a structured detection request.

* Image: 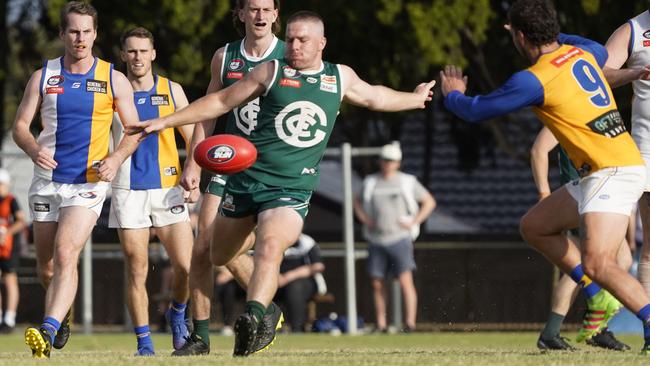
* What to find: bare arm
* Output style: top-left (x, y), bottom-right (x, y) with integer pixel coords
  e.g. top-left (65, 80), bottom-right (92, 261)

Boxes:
top-left (98, 70), bottom-right (141, 181)
top-left (339, 64), bottom-right (435, 111)
top-left (135, 61), bottom-right (275, 135)
top-left (530, 126), bottom-right (558, 200)
top-left (171, 81), bottom-right (193, 146)
top-left (181, 48), bottom-right (225, 192)
top-left (353, 194), bottom-right (374, 228)
top-left (604, 23), bottom-right (650, 88)
top-left (413, 191), bottom-right (435, 226)
top-left (278, 263), bottom-right (325, 287)
top-left (12, 70), bottom-right (58, 170)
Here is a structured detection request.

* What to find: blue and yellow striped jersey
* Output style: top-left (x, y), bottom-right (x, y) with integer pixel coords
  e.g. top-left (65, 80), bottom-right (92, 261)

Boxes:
top-left (37, 57), bottom-right (115, 183)
top-left (112, 75), bottom-right (181, 190)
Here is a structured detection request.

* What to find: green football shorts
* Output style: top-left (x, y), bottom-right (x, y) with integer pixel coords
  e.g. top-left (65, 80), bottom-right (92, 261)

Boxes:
top-left (219, 173), bottom-right (312, 219)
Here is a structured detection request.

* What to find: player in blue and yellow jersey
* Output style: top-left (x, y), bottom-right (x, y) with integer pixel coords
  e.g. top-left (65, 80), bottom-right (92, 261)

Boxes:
top-left (11, 2), bottom-right (141, 358)
top-left (442, 0), bottom-right (650, 352)
top-left (173, 0), bottom-right (285, 356)
top-left (530, 126), bottom-right (633, 351)
top-left (130, 11), bottom-right (434, 356)
top-left (109, 27), bottom-right (194, 356)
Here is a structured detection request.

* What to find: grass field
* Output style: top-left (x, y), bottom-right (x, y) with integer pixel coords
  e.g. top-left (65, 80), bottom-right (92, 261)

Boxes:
top-left (1, 331), bottom-right (649, 365)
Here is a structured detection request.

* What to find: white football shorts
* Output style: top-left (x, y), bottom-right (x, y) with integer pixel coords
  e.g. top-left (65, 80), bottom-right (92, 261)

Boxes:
top-left (109, 186), bottom-right (189, 229)
top-left (28, 176), bottom-right (109, 222)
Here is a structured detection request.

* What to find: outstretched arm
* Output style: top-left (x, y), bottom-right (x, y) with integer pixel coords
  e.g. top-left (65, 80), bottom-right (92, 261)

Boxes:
top-left (133, 61), bottom-right (276, 136)
top-left (339, 64), bottom-right (434, 111)
top-left (441, 66), bottom-right (544, 123)
top-left (603, 22), bottom-right (650, 88)
top-left (530, 126), bottom-right (558, 200)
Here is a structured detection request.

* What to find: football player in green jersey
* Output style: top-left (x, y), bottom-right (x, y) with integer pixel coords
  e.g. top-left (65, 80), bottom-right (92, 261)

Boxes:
top-left (130, 11), bottom-right (435, 357)
top-left (174, 0), bottom-right (284, 356)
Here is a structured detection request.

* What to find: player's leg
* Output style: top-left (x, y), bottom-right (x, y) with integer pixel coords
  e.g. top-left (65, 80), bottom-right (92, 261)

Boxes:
top-left (587, 238), bottom-right (634, 351)
top-left (32, 222), bottom-right (56, 290)
top-left (119, 228), bottom-right (155, 355)
top-left (538, 232), bottom-right (579, 351)
top-left (157, 222), bottom-right (193, 351)
top-left (637, 193), bottom-right (650, 295)
top-left (231, 207), bottom-right (302, 356)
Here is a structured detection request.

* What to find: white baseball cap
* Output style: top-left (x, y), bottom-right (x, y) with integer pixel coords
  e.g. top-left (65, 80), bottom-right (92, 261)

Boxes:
top-left (380, 144), bottom-right (402, 161)
top-left (0, 169), bottom-right (10, 185)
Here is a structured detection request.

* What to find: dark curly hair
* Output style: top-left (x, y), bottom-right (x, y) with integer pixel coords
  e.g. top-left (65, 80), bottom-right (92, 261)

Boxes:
top-left (508, 0), bottom-right (560, 46)
top-left (232, 0), bottom-right (281, 37)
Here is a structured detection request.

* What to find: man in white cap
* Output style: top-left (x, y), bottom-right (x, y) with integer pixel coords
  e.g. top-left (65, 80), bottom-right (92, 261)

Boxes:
top-left (0, 168), bottom-right (27, 333)
top-left (354, 144), bottom-right (435, 332)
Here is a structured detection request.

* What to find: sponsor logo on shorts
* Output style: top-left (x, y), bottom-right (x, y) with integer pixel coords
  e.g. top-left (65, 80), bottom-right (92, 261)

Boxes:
top-left (71, 82), bottom-right (81, 89)
top-left (644, 40), bottom-right (650, 48)
top-left (170, 205), bottom-right (185, 214)
top-left (164, 167), bottom-right (178, 176)
top-left (598, 194), bottom-right (610, 200)
top-left (644, 30), bottom-right (650, 39)
top-left (282, 66), bottom-right (301, 78)
top-left (301, 167), bottom-right (317, 175)
top-left (222, 194), bottom-right (235, 211)
top-left (47, 75), bottom-right (64, 86)
top-left (86, 79), bottom-right (107, 94)
top-left (280, 78), bottom-right (301, 88)
top-left (151, 94), bottom-right (170, 106)
top-left (207, 145), bottom-right (235, 164)
top-left (34, 203), bottom-right (50, 212)
top-left (229, 58), bottom-right (245, 71)
top-left (79, 192), bottom-right (98, 199)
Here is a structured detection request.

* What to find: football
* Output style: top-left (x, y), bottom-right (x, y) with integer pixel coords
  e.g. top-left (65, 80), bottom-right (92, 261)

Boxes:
top-left (193, 134), bottom-right (257, 175)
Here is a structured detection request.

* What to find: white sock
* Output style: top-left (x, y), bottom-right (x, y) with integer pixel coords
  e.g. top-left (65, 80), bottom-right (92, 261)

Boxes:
top-left (638, 260), bottom-right (650, 297)
top-left (3, 311), bottom-right (15, 327)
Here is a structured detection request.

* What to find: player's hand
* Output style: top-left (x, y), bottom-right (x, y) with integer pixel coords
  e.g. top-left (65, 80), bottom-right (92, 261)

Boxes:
top-left (29, 146), bottom-right (57, 170)
top-left (538, 191), bottom-right (551, 201)
top-left (183, 187), bottom-right (200, 203)
top-left (181, 159), bottom-right (201, 192)
top-left (637, 65), bottom-right (650, 81)
top-left (440, 65), bottom-right (468, 97)
top-left (97, 157), bottom-right (120, 182)
top-left (413, 80), bottom-right (436, 108)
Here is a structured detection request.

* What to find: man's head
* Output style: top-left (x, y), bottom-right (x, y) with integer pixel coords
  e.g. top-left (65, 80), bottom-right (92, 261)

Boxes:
top-left (233, 0), bottom-right (280, 38)
top-left (379, 144), bottom-right (402, 174)
top-left (120, 27), bottom-right (156, 79)
top-left (507, 0), bottom-right (560, 57)
top-left (59, 1), bottom-right (98, 61)
top-left (285, 11), bottom-right (326, 70)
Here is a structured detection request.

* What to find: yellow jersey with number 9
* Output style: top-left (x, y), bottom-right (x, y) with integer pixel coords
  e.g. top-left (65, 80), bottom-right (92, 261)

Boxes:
top-left (529, 45), bottom-right (643, 176)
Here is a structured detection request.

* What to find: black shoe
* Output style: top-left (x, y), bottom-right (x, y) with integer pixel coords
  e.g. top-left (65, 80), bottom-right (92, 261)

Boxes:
top-left (53, 311), bottom-right (71, 349)
top-left (586, 328), bottom-right (631, 351)
top-left (233, 313), bottom-right (258, 357)
top-left (537, 334), bottom-right (577, 351)
top-left (0, 323), bottom-right (15, 334)
top-left (400, 326), bottom-right (415, 334)
top-left (171, 332), bottom-right (210, 356)
top-left (251, 302), bottom-right (284, 354)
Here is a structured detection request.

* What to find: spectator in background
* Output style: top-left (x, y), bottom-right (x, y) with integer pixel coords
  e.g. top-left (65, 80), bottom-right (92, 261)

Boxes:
top-left (0, 169), bottom-right (27, 333)
top-left (354, 144), bottom-right (436, 332)
top-left (215, 267), bottom-right (246, 336)
top-left (275, 234), bottom-right (325, 333)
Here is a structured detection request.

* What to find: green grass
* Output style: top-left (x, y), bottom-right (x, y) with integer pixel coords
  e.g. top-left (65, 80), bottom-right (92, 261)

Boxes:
top-left (1, 331), bottom-right (649, 365)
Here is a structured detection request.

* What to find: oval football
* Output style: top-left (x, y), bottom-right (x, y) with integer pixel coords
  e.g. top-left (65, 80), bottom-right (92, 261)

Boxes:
top-left (193, 134), bottom-right (257, 175)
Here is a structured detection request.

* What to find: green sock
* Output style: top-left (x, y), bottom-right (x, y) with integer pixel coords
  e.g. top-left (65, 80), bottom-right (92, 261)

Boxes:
top-left (266, 302), bottom-right (277, 314)
top-left (245, 301), bottom-right (266, 323)
top-left (193, 318), bottom-right (210, 346)
top-left (541, 312), bottom-right (565, 339)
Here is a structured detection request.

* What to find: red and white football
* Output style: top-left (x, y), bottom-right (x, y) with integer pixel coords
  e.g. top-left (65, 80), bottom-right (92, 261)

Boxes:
top-left (193, 134), bottom-right (257, 175)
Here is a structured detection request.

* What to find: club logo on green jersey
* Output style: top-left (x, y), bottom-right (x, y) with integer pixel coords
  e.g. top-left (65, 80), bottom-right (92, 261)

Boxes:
top-left (275, 101), bottom-right (328, 148)
top-left (234, 98), bottom-right (260, 135)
